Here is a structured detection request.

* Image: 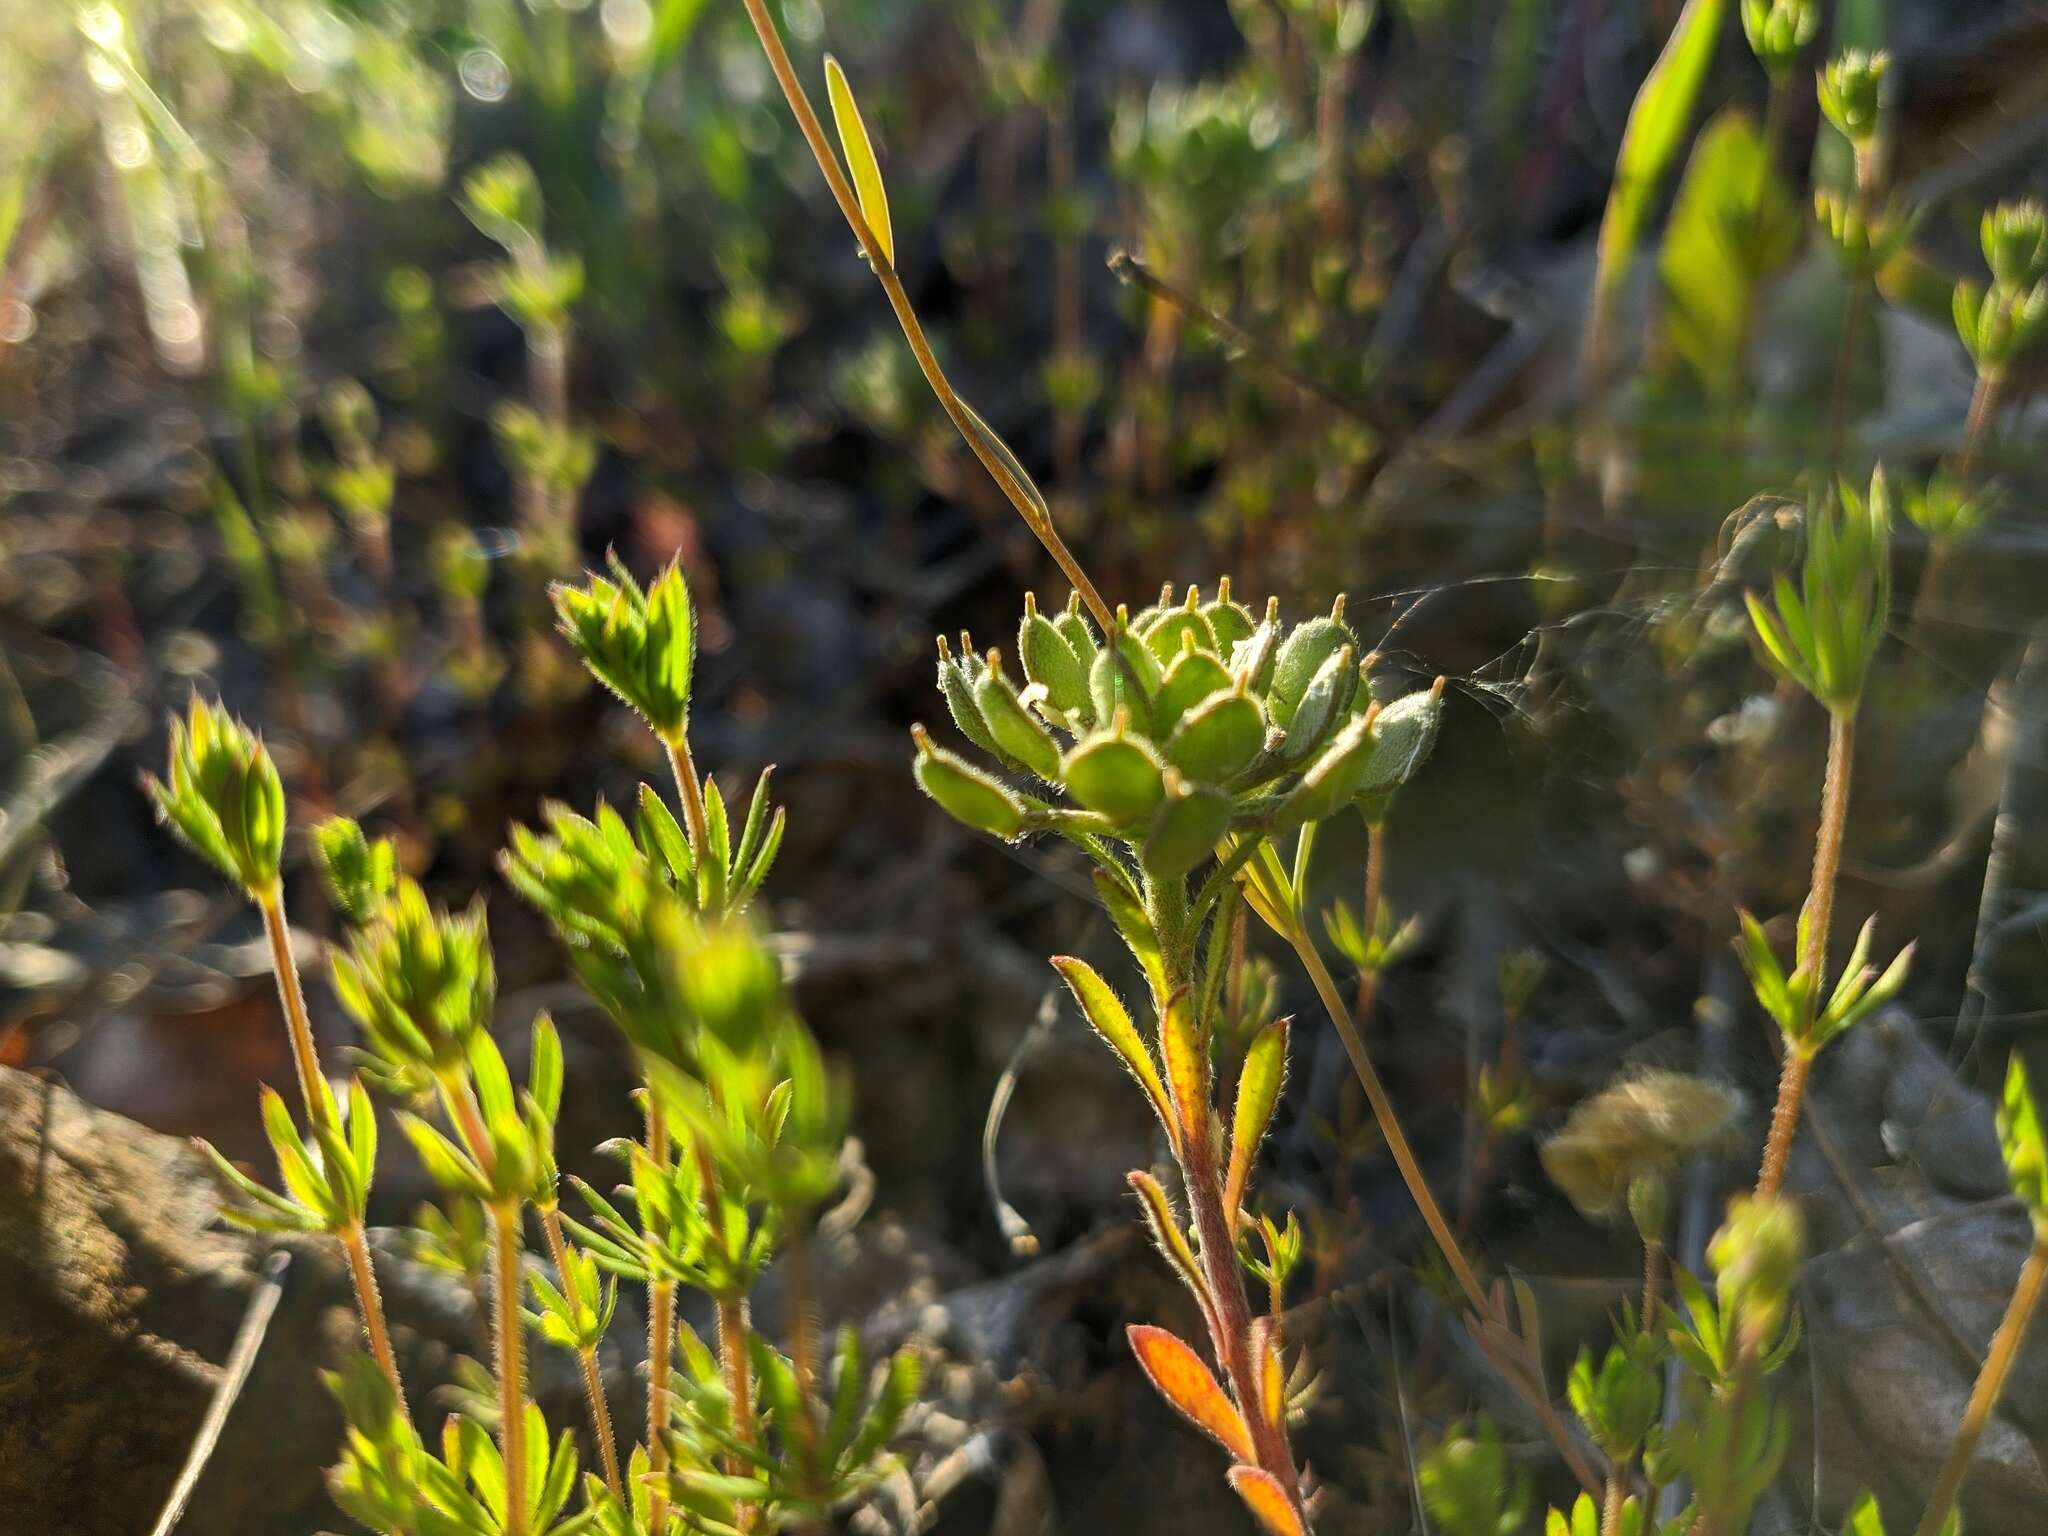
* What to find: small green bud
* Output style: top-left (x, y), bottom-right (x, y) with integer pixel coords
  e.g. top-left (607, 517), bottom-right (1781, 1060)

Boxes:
top-left (460, 151), bottom-right (544, 252)
top-left (553, 557), bottom-right (695, 742)
top-left (973, 650), bottom-right (1063, 780)
top-left (1568, 1338), bottom-right (1662, 1461)
top-left (1905, 464), bottom-right (1993, 547)
top-left (1983, 198), bottom-right (2048, 292)
top-left (1229, 600), bottom-right (1282, 692)
top-left (1352, 679), bottom-right (1445, 813)
top-left (1061, 724), bottom-right (1167, 828)
top-left (1817, 50), bottom-right (1888, 145)
top-left (144, 696), bottom-right (287, 898)
top-left (1018, 593), bottom-right (1093, 723)
top-left (1266, 603), bottom-right (1355, 729)
top-left (1142, 777), bottom-right (1231, 879)
top-left (912, 726), bottom-right (1026, 839)
top-left (1998, 1057), bottom-right (2048, 1237)
top-left (1813, 189), bottom-right (1911, 276)
top-left (1627, 1172), bottom-right (1669, 1247)
top-left (1164, 687), bottom-right (1267, 785)
top-left (1710, 1193), bottom-right (1804, 1346)
top-left (1419, 1417), bottom-right (1534, 1536)
top-left (311, 816), bottom-right (399, 926)
top-left (1740, 0), bottom-right (1817, 79)
top-left (329, 877), bottom-right (496, 1085)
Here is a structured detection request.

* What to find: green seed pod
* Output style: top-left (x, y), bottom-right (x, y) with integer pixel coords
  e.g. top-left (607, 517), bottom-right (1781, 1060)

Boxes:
top-left (974, 651), bottom-right (1063, 779)
top-left (1274, 710), bottom-right (1376, 830)
top-left (1266, 604), bottom-right (1356, 728)
top-left (1278, 643), bottom-right (1357, 764)
top-left (912, 727), bottom-right (1025, 839)
top-left (1229, 599), bottom-right (1282, 691)
top-left (1089, 623), bottom-right (1163, 729)
top-left (1142, 587), bottom-right (1218, 664)
top-left (1153, 646), bottom-right (1234, 740)
top-left (936, 636), bottom-right (1004, 760)
top-left (1062, 727), bottom-right (1167, 828)
top-left (1353, 680), bottom-right (1445, 802)
top-left (1164, 688), bottom-right (1267, 785)
top-left (1142, 779), bottom-right (1232, 879)
top-left (1018, 594), bottom-right (1092, 724)
top-left (1201, 577), bottom-right (1257, 654)
top-left (1054, 595), bottom-right (1099, 665)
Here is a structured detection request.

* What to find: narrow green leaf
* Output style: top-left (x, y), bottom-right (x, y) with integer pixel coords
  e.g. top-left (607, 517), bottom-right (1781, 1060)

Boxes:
top-left (824, 55), bottom-right (894, 268)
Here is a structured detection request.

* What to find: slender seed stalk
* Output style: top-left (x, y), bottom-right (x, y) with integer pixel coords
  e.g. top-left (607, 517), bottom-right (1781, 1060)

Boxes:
top-left (1286, 925), bottom-right (1484, 1313)
top-left (259, 891), bottom-right (329, 1129)
top-left (1352, 821), bottom-right (1385, 1030)
top-left (491, 1203), bottom-right (529, 1536)
top-left (540, 1205), bottom-right (623, 1501)
top-left (340, 1220), bottom-right (407, 1410)
top-left (1914, 1241), bottom-right (2048, 1536)
top-left (1286, 919), bottom-right (1606, 1499)
top-left (735, 0), bottom-right (1113, 634)
top-left (644, 1099), bottom-right (676, 1536)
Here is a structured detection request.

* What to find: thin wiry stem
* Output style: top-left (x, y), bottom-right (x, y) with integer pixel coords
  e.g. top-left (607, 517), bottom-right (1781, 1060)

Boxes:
top-left (736, 0), bottom-right (1112, 634)
top-left (541, 1205), bottom-right (623, 1502)
top-left (1915, 1241), bottom-right (2048, 1536)
top-left (259, 892), bottom-right (328, 1129)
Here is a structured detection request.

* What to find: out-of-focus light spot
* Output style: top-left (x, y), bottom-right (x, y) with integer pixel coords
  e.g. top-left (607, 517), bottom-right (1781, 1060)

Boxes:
top-left (460, 48), bottom-right (510, 102)
top-left (107, 121), bottom-right (151, 169)
top-left (199, 4), bottom-right (250, 53)
top-left (85, 50), bottom-right (125, 95)
top-left (601, 0), bottom-right (652, 51)
top-left (77, 4), bottom-right (123, 49)
top-left (0, 302), bottom-right (34, 345)
top-left (784, 0), bottom-right (823, 42)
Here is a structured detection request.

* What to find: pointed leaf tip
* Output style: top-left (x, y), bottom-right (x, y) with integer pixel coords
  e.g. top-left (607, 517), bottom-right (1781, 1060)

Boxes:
top-left (1226, 1466), bottom-right (1306, 1536)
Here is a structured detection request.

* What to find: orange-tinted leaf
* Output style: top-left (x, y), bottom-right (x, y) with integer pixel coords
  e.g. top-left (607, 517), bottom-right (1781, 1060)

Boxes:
top-left (1127, 1324), bottom-right (1253, 1463)
top-left (1159, 988), bottom-right (1210, 1150)
top-left (1227, 1466), bottom-right (1306, 1536)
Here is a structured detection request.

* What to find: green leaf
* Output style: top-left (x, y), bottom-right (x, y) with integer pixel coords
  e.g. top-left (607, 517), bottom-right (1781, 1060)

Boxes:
top-left (1592, 0), bottom-right (1727, 305)
top-left (2001, 1057), bottom-right (2048, 1227)
top-left (824, 55), bottom-right (894, 267)
top-left (1225, 1018), bottom-right (1288, 1217)
top-left (1053, 956), bottom-right (1172, 1136)
top-left (958, 397), bottom-right (1052, 530)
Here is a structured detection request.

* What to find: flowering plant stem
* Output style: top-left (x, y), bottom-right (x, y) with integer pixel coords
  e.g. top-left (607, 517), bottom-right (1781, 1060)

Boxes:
top-left (259, 888), bottom-right (407, 1408)
top-left (1755, 707), bottom-right (1853, 1197)
top-left (1914, 1239), bottom-right (2048, 1536)
top-left (734, 0), bottom-right (1113, 635)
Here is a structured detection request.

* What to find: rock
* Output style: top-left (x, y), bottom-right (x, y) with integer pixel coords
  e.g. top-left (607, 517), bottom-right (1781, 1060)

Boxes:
top-left (1793, 1014), bottom-right (2048, 1533)
top-left (0, 1064), bottom-right (590, 1535)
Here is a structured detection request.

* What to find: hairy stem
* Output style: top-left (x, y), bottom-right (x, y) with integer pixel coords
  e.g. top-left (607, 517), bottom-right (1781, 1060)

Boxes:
top-left (663, 735), bottom-right (712, 874)
top-left (493, 1203), bottom-right (529, 1536)
top-left (1915, 1240), bottom-right (2048, 1536)
top-left (339, 1221), bottom-right (407, 1413)
top-left (1600, 1471), bottom-right (1629, 1536)
top-left (541, 1205), bottom-right (623, 1501)
top-left (1801, 709), bottom-right (1855, 991)
top-left (736, 0), bottom-right (1112, 634)
top-left (1755, 1046), bottom-right (1813, 1198)
top-left (258, 892), bottom-right (328, 1129)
